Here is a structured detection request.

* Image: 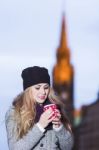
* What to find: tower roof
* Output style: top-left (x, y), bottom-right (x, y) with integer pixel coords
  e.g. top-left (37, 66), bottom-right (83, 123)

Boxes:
top-left (57, 12), bottom-right (70, 61)
top-left (60, 13), bottom-right (67, 49)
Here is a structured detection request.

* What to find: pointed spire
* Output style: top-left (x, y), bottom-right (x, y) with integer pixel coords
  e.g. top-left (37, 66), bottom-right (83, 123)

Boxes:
top-left (60, 12), bottom-right (67, 49)
top-left (53, 10), bottom-right (73, 85)
top-left (57, 11), bottom-right (70, 62)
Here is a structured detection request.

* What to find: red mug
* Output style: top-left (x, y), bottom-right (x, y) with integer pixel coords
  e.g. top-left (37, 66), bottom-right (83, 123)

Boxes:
top-left (43, 104), bottom-right (58, 119)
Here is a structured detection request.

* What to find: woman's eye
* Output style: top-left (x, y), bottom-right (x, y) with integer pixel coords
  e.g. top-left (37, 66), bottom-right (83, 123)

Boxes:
top-left (35, 87), bottom-right (40, 90)
top-left (44, 87), bottom-right (49, 90)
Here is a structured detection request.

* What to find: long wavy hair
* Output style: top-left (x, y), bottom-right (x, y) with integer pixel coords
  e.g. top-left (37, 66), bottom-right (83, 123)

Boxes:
top-left (13, 87), bottom-right (72, 139)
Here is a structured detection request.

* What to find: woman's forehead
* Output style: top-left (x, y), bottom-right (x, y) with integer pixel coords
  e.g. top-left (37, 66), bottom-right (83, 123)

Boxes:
top-left (33, 83), bottom-right (49, 86)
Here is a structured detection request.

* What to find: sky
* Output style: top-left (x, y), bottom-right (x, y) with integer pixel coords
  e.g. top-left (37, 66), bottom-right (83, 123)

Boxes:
top-left (0, 0), bottom-right (99, 149)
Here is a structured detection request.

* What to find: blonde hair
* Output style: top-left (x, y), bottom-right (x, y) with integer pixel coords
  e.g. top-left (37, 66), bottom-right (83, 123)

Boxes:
top-left (13, 87), bottom-right (36, 138)
top-left (13, 87), bottom-right (72, 138)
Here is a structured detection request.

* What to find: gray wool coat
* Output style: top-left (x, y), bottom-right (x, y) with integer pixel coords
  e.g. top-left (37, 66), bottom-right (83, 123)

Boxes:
top-left (5, 107), bottom-right (74, 150)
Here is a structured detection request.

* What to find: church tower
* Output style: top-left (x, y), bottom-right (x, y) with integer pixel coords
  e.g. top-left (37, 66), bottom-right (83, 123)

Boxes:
top-left (52, 13), bottom-right (74, 124)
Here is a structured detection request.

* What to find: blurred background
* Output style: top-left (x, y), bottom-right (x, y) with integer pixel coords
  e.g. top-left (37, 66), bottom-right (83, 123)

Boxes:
top-left (0, 0), bottom-right (99, 149)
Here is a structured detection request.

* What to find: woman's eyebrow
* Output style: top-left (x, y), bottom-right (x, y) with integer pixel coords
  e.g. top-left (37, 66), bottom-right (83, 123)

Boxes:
top-left (44, 85), bottom-right (49, 87)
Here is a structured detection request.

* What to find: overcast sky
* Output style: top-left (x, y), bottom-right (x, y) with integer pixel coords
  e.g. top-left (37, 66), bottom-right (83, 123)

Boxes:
top-left (0, 0), bottom-right (99, 149)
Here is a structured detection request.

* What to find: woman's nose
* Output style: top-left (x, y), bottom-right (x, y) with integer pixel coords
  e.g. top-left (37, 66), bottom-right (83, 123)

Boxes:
top-left (41, 88), bottom-right (46, 94)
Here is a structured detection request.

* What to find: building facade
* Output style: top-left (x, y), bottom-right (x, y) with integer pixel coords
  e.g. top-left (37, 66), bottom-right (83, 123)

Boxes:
top-left (73, 94), bottom-right (99, 150)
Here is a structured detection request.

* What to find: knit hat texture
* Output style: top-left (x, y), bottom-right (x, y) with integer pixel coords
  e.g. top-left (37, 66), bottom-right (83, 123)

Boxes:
top-left (21, 66), bottom-right (50, 90)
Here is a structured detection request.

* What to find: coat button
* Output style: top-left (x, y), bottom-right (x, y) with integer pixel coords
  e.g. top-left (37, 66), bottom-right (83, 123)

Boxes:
top-left (40, 143), bottom-right (43, 147)
top-left (55, 141), bottom-right (59, 147)
top-left (55, 141), bottom-right (58, 145)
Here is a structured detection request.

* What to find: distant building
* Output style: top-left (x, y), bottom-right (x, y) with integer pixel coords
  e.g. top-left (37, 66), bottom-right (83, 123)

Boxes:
top-left (52, 13), bottom-right (74, 125)
top-left (73, 94), bottom-right (99, 150)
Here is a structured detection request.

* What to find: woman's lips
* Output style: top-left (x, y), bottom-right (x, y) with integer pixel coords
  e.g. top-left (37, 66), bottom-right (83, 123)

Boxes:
top-left (38, 96), bottom-right (46, 99)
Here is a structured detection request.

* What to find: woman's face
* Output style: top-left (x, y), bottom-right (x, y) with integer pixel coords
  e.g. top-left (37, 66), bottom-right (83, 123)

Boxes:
top-left (31, 83), bottom-right (50, 104)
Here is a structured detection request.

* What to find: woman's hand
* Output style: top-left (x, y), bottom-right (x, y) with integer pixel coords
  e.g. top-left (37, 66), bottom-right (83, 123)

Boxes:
top-left (38, 108), bottom-right (55, 128)
top-left (52, 109), bottom-right (62, 128)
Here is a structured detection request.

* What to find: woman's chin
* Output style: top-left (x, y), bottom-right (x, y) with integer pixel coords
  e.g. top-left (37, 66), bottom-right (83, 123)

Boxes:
top-left (36, 99), bottom-right (46, 104)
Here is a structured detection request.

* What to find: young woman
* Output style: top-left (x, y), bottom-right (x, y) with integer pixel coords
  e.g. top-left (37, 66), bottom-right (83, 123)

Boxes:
top-left (5, 66), bottom-right (73, 150)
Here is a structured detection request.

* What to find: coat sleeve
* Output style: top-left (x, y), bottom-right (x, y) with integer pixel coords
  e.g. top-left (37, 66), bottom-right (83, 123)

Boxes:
top-left (54, 126), bottom-right (74, 150)
top-left (5, 108), bottom-right (44, 150)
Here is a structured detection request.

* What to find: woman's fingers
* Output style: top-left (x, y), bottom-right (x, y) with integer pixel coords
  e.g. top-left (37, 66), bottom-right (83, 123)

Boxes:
top-left (39, 109), bottom-right (54, 128)
top-left (52, 109), bottom-right (62, 126)
top-left (48, 115), bottom-right (55, 123)
top-left (40, 108), bottom-right (62, 127)
top-left (44, 108), bottom-right (54, 119)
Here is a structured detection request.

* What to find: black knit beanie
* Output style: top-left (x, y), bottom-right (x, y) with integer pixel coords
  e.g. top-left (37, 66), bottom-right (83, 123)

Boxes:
top-left (21, 66), bottom-right (50, 90)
